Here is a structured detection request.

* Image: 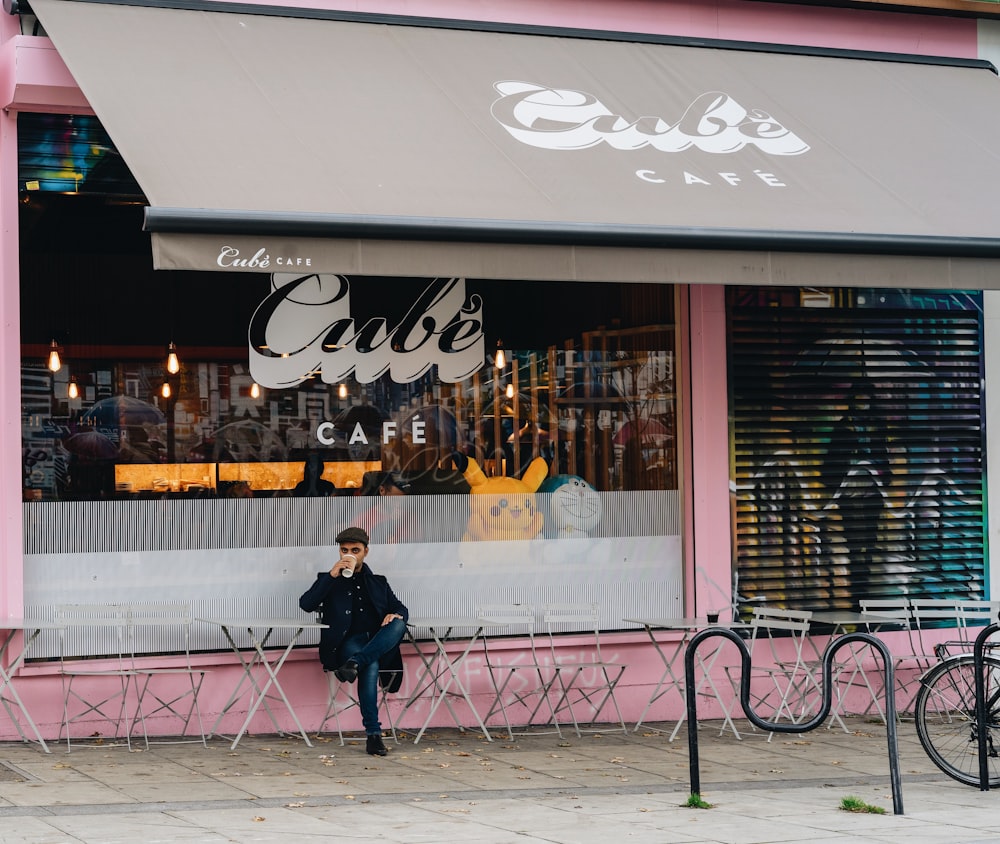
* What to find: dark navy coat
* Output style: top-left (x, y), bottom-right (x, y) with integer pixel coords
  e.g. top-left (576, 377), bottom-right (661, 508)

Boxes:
top-left (299, 565), bottom-right (408, 692)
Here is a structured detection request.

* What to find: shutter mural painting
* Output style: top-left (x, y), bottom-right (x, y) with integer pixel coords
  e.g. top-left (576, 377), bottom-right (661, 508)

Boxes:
top-left (727, 287), bottom-right (986, 613)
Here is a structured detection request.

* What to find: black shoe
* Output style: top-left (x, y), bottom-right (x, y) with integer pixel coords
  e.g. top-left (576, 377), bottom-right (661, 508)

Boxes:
top-left (366, 733), bottom-right (388, 756)
top-left (334, 659), bottom-right (358, 683)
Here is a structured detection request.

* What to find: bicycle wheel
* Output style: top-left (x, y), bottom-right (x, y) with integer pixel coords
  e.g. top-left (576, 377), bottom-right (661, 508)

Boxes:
top-left (914, 654), bottom-right (1000, 787)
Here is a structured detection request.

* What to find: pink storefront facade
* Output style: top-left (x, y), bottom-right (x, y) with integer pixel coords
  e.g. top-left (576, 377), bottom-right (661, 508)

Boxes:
top-left (0, 0), bottom-right (994, 743)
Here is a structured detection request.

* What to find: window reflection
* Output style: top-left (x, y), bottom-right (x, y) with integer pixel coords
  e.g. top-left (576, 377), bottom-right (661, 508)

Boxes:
top-left (22, 281), bottom-right (677, 502)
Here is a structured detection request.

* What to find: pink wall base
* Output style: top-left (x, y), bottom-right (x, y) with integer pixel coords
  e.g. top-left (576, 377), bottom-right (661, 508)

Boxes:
top-left (0, 631), bottom-right (927, 745)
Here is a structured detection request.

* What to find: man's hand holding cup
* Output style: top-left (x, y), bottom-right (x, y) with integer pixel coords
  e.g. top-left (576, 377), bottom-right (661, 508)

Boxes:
top-left (333, 553), bottom-right (357, 578)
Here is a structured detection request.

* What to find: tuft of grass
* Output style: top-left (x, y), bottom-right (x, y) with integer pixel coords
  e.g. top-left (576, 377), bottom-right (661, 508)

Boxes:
top-left (683, 792), bottom-right (713, 809)
top-left (840, 795), bottom-right (885, 814)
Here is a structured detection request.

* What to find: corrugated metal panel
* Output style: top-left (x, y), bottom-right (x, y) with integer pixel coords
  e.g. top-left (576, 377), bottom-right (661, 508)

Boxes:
top-left (728, 289), bottom-right (987, 613)
top-left (23, 491), bottom-right (680, 554)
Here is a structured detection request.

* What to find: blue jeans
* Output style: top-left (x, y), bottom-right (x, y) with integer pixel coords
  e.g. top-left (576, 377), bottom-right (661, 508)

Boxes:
top-left (339, 616), bottom-right (406, 735)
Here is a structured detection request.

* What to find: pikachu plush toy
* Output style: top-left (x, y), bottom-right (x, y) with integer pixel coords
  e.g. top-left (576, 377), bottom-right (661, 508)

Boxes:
top-left (453, 453), bottom-right (549, 541)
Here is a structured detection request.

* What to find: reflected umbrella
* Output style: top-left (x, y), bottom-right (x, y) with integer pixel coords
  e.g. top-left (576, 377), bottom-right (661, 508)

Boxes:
top-left (81, 395), bottom-right (166, 430)
top-left (335, 405), bottom-right (388, 462)
top-left (612, 417), bottom-right (671, 447)
top-left (789, 338), bottom-right (931, 395)
top-left (334, 405), bottom-right (387, 439)
top-left (210, 419), bottom-right (287, 462)
top-left (63, 430), bottom-right (119, 460)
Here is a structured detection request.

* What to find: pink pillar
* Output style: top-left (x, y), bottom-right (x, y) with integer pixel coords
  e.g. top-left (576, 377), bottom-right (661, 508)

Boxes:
top-left (687, 285), bottom-right (733, 619)
top-left (0, 75), bottom-right (23, 618)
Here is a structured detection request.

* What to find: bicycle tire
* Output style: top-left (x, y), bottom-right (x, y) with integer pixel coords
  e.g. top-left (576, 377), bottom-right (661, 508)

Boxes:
top-left (914, 654), bottom-right (1000, 787)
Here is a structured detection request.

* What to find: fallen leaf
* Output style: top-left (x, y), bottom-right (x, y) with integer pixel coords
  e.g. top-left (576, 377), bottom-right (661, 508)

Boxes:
top-left (344, 795), bottom-right (356, 800)
top-left (252, 816), bottom-right (265, 822)
top-left (285, 802), bottom-right (305, 808)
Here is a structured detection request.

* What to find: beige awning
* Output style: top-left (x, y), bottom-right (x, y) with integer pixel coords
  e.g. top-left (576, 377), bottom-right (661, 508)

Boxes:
top-left (28, 0), bottom-right (1000, 284)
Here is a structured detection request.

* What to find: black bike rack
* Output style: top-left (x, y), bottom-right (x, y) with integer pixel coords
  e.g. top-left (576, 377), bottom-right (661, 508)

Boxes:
top-left (684, 627), bottom-right (904, 815)
top-left (973, 618), bottom-right (1000, 791)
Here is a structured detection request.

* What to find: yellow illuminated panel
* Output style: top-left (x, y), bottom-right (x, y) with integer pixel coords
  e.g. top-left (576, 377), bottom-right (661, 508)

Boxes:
top-left (115, 461), bottom-right (380, 495)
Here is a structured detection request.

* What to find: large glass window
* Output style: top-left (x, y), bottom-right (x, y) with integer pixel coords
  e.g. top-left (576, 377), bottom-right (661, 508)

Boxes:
top-left (23, 273), bottom-right (676, 505)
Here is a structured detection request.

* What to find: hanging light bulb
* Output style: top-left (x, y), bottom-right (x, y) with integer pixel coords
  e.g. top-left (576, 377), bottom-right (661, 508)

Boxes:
top-left (505, 383), bottom-right (514, 399)
top-left (67, 378), bottom-right (79, 399)
top-left (495, 343), bottom-right (506, 370)
top-left (165, 342), bottom-right (180, 375)
top-left (338, 383), bottom-right (348, 399)
top-left (161, 381), bottom-right (171, 399)
top-left (47, 340), bottom-right (62, 372)
top-left (250, 382), bottom-right (261, 399)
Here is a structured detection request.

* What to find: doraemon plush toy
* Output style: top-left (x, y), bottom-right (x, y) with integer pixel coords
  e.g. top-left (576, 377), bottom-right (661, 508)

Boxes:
top-left (538, 474), bottom-right (602, 538)
top-left (453, 453), bottom-right (548, 541)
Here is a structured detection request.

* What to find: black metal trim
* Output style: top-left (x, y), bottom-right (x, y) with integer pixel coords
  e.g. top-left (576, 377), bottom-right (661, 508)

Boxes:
top-left (144, 207), bottom-right (1000, 258)
top-left (763, 0), bottom-right (1000, 22)
top-left (35, 0), bottom-right (997, 72)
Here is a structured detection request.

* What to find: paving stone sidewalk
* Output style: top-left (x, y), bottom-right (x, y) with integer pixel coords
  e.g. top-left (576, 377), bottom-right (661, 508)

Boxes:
top-left (0, 717), bottom-right (997, 843)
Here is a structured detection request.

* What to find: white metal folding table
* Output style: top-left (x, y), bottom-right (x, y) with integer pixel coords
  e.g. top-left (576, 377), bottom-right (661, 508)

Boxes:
top-left (0, 619), bottom-right (64, 753)
top-left (624, 616), bottom-right (749, 740)
top-left (401, 617), bottom-right (492, 743)
top-left (809, 610), bottom-right (899, 723)
top-left (198, 617), bottom-right (327, 749)
top-left (624, 617), bottom-right (713, 733)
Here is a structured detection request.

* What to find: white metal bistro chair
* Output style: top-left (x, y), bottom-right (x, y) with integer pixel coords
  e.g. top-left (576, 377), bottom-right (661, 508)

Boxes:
top-left (56, 604), bottom-right (138, 751)
top-left (858, 597), bottom-right (933, 712)
top-left (56, 602), bottom-right (207, 751)
top-left (721, 606), bottom-right (817, 739)
top-left (542, 603), bottom-right (627, 737)
top-left (310, 583), bottom-right (399, 747)
top-left (318, 670), bottom-right (398, 746)
top-left (127, 602), bottom-right (208, 746)
top-left (910, 598), bottom-right (963, 657)
top-left (477, 604), bottom-right (562, 739)
top-left (954, 600), bottom-right (1000, 649)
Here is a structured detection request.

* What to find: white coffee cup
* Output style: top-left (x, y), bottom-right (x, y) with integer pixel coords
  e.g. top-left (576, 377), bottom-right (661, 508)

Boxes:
top-left (340, 554), bottom-right (357, 578)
